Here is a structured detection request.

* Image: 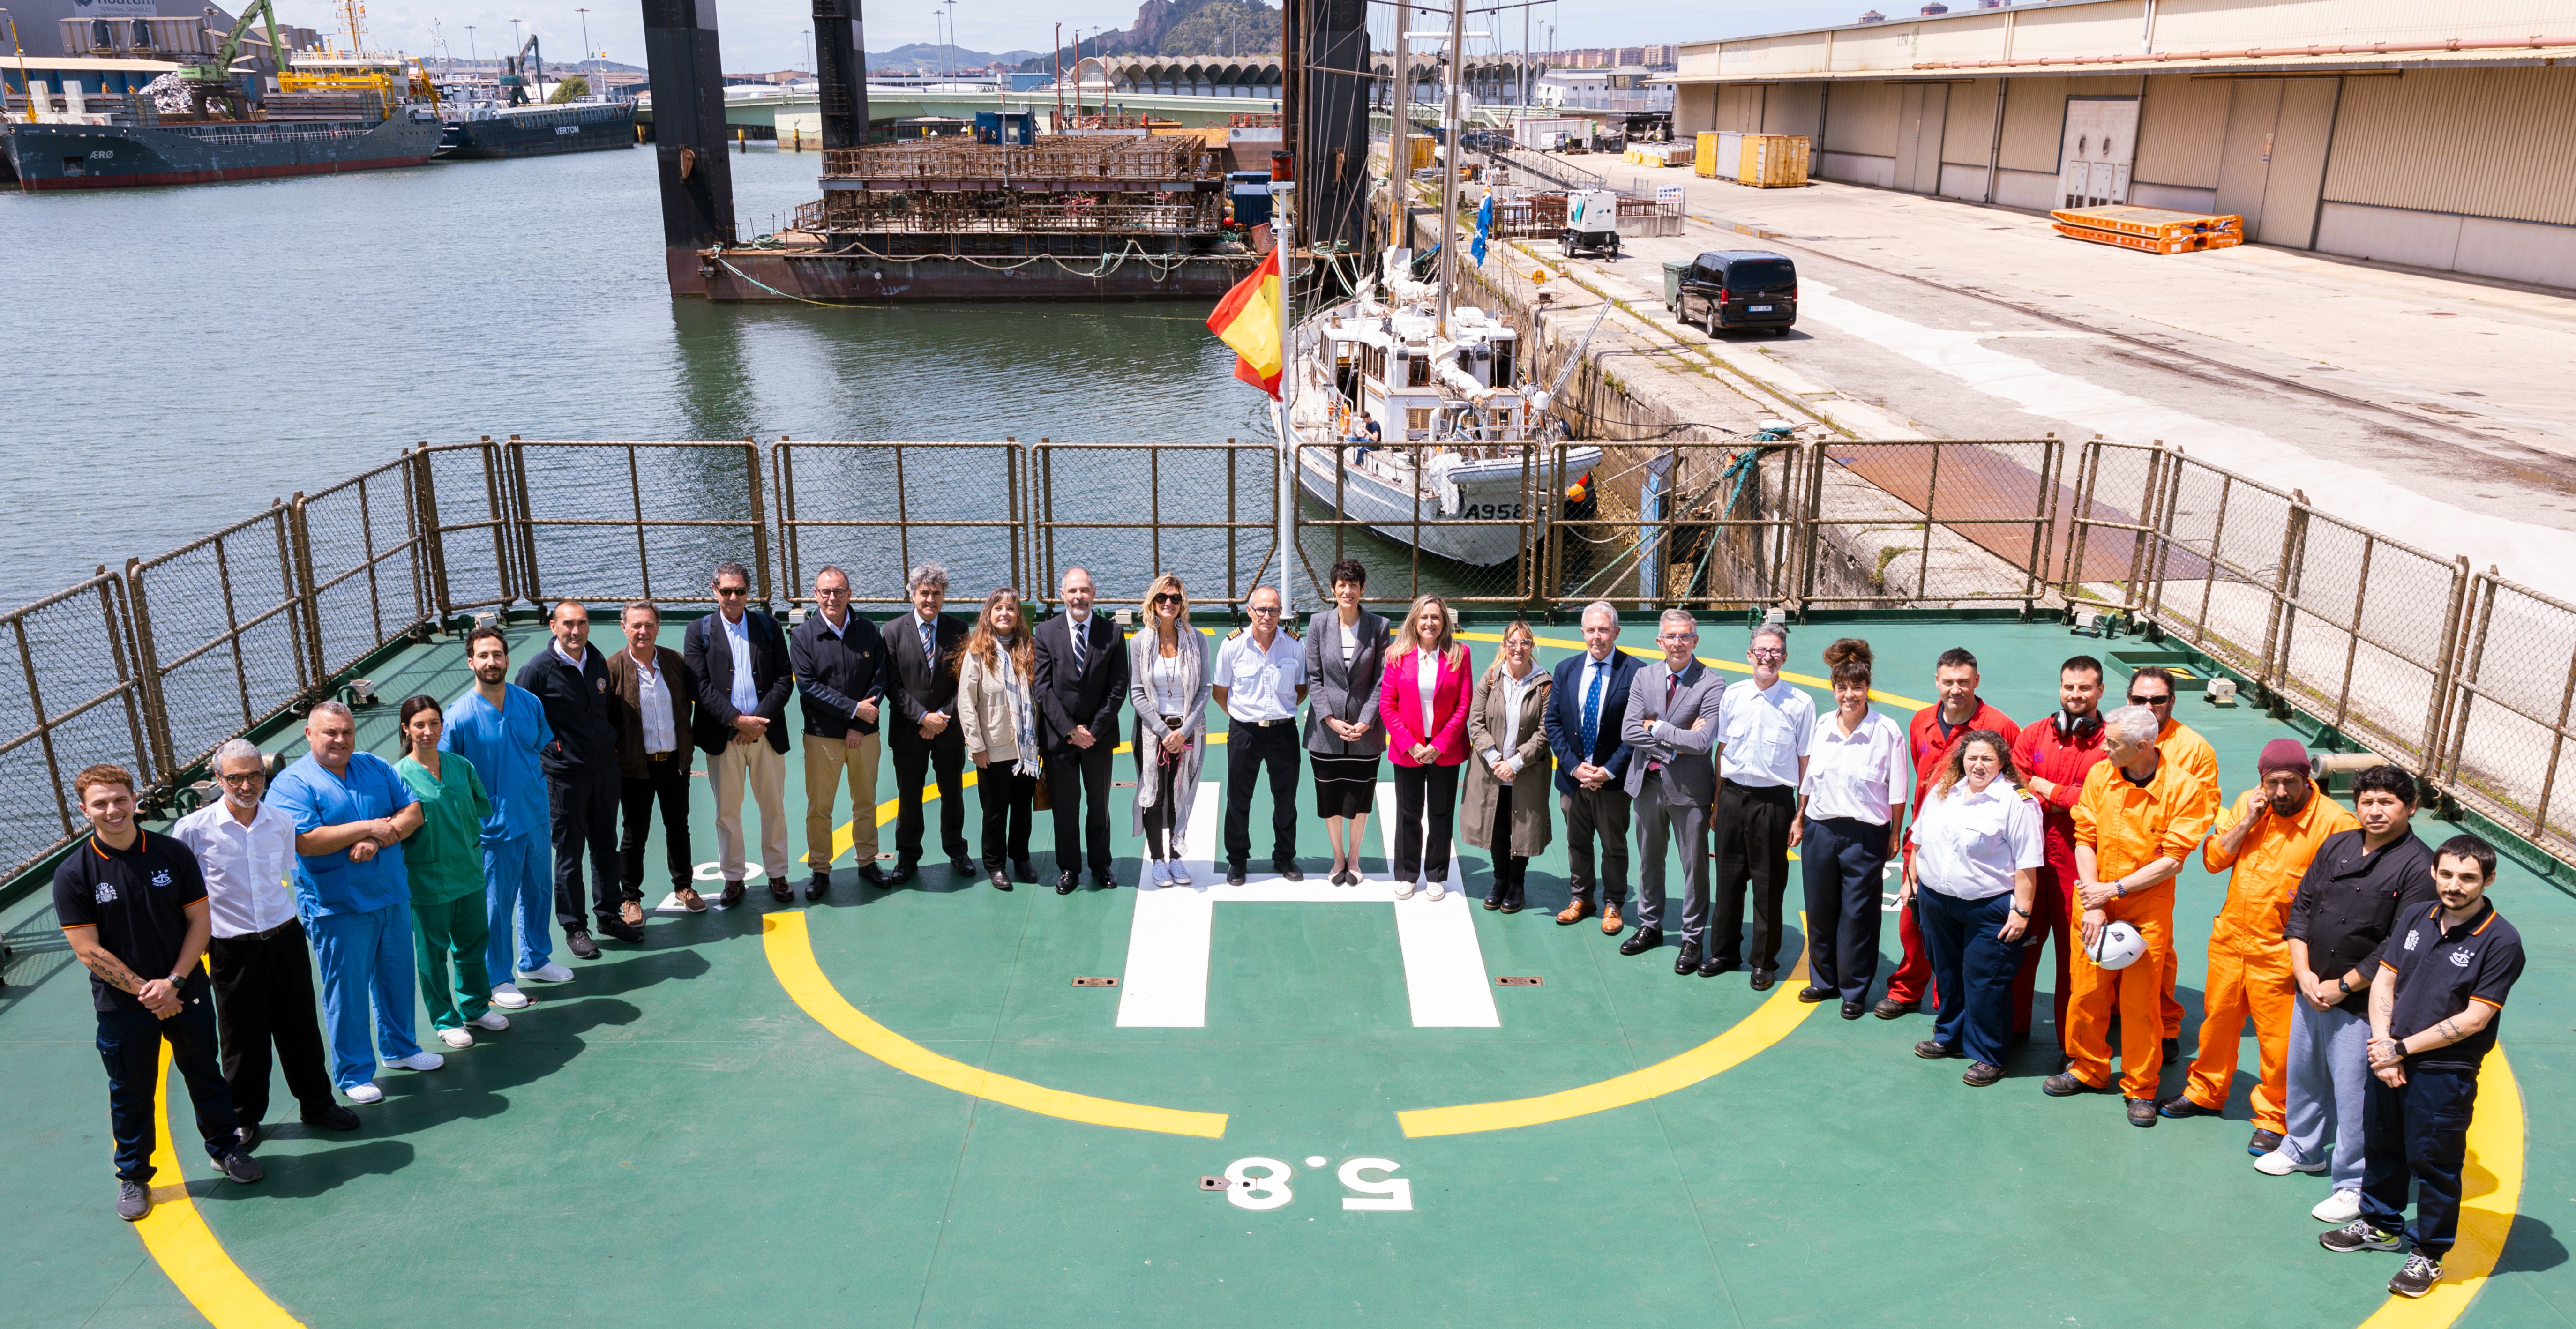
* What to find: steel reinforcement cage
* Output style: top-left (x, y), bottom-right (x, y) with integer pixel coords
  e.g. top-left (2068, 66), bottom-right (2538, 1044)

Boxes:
top-left (10, 432), bottom-right (2576, 887)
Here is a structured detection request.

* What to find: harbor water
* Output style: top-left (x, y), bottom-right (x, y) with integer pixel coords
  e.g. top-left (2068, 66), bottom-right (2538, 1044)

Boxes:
top-left (0, 147), bottom-right (1273, 611)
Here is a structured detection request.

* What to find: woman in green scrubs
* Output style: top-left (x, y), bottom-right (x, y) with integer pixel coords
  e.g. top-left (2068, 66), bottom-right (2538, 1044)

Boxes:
top-left (397, 694), bottom-right (508, 1048)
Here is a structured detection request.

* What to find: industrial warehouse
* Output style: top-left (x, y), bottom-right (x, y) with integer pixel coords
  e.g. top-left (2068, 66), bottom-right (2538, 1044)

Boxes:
top-left (1664, 0), bottom-right (2576, 288)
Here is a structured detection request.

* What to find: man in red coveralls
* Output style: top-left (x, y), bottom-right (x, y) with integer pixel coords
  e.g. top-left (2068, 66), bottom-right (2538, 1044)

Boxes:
top-left (1875, 647), bottom-right (2021, 1020)
top-left (2007, 656), bottom-right (2113, 1053)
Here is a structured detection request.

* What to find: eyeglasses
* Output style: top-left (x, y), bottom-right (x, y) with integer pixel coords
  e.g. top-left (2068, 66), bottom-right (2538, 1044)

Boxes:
top-left (815, 586), bottom-right (848, 597)
top-left (216, 771), bottom-right (262, 786)
top-left (1749, 648), bottom-right (1785, 661)
top-left (1154, 593), bottom-right (1183, 605)
top-left (2128, 693), bottom-right (2171, 706)
top-left (1249, 605), bottom-right (1280, 615)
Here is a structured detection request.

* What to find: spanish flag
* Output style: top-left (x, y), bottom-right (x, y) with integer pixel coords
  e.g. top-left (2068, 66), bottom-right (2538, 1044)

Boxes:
top-left (1206, 247), bottom-right (1282, 397)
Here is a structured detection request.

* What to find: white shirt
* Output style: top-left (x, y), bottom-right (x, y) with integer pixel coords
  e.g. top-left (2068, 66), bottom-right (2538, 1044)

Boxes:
top-left (632, 650), bottom-right (677, 754)
top-left (721, 611), bottom-right (756, 714)
top-left (1214, 629), bottom-right (1304, 722)
top-left (1802, 708), bottom-right (1907, 825)
top-left (1416, 653), bottom-right (1441, 734)
top-left (1149, 643), bottom-right (1194, 717)
top-left (1718, 676), bottom-right (1815, 788)
top-left (1907, 780), bottom-right (2045, 901)
top-left (1486, 667), bottom-right (1541, 770)
top-left (172, 800), bottom-right (299, 939)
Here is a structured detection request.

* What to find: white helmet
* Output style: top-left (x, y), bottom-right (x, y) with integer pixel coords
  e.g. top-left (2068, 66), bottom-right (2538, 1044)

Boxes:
top-left (2088, 921), bottom-right (2148, 970)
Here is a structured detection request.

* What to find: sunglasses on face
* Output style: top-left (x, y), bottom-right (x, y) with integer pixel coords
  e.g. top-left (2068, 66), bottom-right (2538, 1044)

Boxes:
top-left (2129, 693), bottom-right (2170, 705)
top-left (714, 586), bottom-right (748, 598)
top-left (1154, 593), bottom-right (1182, 605)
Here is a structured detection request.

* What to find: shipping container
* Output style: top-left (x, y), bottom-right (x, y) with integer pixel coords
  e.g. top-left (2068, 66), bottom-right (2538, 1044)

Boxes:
top-left (1738, 134), bottom-right (1811, 188)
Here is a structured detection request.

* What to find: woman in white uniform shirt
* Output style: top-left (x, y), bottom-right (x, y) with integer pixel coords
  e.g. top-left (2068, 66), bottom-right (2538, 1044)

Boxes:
top-left (1901, 728), bottom-right (2042, 1086)
top-left (1794, 639), bottom-right (1907, 1020)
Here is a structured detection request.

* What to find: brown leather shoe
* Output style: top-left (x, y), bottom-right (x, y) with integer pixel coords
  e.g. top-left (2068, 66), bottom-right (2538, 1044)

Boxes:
top-left (674, 886), bottom-right (707, 914)
top-left (719, 880), bottom-right (747, 909)
top-left (619, 900), bottom-right (645, 927)
top-left (1555, 898), bottom-right (1595, 926)
top-left (1600, 903), bottom-right (1623, 935)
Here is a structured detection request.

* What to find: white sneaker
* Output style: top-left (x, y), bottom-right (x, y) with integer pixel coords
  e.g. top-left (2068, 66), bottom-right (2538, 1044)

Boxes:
top-left (343, 1082), bottom-right (384, 1105)
top-left (519, 962), bottom-right (574, 984)
top-left (1167, 860), bottom-right (1192, 887)
top-left (1395, 877), bottom-right (1418, 900)
top-left (2313, 1189), bottom-right (2363, 1224)
top-left (436, 1027), bottom-right (475, 1049)
top-left (2254, 1150), bottom-right (2326, 1177)
top-left (488, 983), bottom-right (531, 1010)
top-left (384, 1051), bottom-right (445, 1072)
top-left (1425, 880), bottom-right (1447, 902)
top-left (470, 1010), bottom-right (510, 1031)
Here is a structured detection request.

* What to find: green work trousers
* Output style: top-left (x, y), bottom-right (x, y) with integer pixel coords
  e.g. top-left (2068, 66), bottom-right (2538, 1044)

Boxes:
top-left (412, 891), bottom-right (493, 1030)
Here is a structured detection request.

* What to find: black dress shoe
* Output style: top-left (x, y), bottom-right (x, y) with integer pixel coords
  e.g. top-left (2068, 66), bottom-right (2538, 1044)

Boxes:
top-left (1749, 967), bottom-right (1776, 992)
top-left (719, 881), bottom-right (746, 909)
top-left (235, 1123), bottom-right (261, 1151)
top-left (806, 872), bottom-right (831, 902)
top-left (599, 917), bottom-right (645, 944)
top-left (1499, 887), bottom-right (1523, 914)
top-left (1276, 862), bottom-right (1303, 882)
top-left (1797, 984), bottom-right (1835, 1003)
top-left (884, 863), bottom-right (917, 887)
top-left (1055, 872), bottom-right (1078, 895)
top-left (951, 857), bottom-right (977, 877)
top-left (1092, 871), bottom-right (1119, 890)
top-left (1012, 858), bottom-right (1038, 883)
top-left (988, 869), bottom-right (1013, 892)
top-left (859, 862), bottom-right (888, 887)
top-left (1673, 943), bottom-right (1702, 975)
top-left (1841, 999), bottom-right (1865, 1020)
top-left (1618, 927), bottom-right (1662, 956)
top-left (767, 878), bottom-right (794, 903)
top-left (301, 1104), bottom-right (362, 1131)
top-left (1226, 866), bottom-right (1248, 886)
top-left (565, 929), bottom-right (601, 960)
top-left (1697, 956), bottom-right (1738, 978)
top-left (1872, 997), bottom-right (1917, 1020)
top-left (1483, 888), bottom-right (1504, 911)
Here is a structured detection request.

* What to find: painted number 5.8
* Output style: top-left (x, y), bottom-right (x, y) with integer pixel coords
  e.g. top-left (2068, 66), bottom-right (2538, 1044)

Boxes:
top-left (1223, 1157), bottom-right (1413, 1212)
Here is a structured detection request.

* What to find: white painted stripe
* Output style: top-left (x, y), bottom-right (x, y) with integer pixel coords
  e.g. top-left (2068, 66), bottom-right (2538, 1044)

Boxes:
top-left (1116, 792), bottom-right (1223, 1028)
top-left (1375, 780), bottom-right (1502, 1029)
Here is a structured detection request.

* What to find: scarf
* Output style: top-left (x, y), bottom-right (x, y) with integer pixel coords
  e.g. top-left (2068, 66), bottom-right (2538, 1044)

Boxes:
top-left (999, 644), bottom-right (1040, 780)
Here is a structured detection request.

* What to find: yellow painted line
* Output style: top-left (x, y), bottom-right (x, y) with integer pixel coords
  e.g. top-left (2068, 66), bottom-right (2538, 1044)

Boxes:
top-left (2355, 1046), bottom-right (2524, 1329)
top-left (138, 1045), bottom-right (304, 1328)
top-left (764, 911), bottom-right (1228, 1138)
top-left (1398, 918), bottom-right (1822, 1138)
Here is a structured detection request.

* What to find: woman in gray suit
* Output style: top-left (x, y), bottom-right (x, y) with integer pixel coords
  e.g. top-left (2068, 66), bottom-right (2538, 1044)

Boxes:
top-left (1127, 571), bottom-right (1211, 885)
top-left (1303, 559), bottom-right (1387, 886)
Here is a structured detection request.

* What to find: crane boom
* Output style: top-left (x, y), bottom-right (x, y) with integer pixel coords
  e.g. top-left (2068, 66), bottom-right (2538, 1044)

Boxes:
top-left (182, 0), bottom-right (284, 87)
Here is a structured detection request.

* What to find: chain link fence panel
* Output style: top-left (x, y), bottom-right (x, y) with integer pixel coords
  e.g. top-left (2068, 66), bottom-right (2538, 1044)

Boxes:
top-left (1801, 440), bottom-right (2061, 611)
top-left (1035, 441), bottom-right (1281, 614)
top-left (776, 441), bottom-right (1023, 608)
top-left (418, 440), bottom-right (518, 613)
top-left (508, 440), bottom-right (772, 610)
top-left (125, 505), bottom-right (312, 777)
top-left (0, 572), bottom-right (154, 885)
top-left (2439, 572), bottom-right (2576, 859)
top-left (295, 453), bottom-right (434, 685)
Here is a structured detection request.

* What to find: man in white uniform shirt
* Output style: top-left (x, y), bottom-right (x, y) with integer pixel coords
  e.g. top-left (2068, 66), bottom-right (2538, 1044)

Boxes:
top-left (172, 739), bottom-right (362, 1148)
top-left (1707, 623), bottom-right (1817, 989)
top-left (1213, 585), bottom-right (1310, 884)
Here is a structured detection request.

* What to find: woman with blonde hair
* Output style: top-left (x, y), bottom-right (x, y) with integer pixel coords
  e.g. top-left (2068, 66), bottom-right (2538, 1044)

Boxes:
top-left (1125, 572), bottom-right (1211, 884)
top-left (956, 587), bottom-right (1042, 890)
top-left (1378, 594), bottom-right (1475, 899)
top-left (1901, 728), bottom-right (2042, 1085)
top-left (1463, 619), bottom-right (1552, 913)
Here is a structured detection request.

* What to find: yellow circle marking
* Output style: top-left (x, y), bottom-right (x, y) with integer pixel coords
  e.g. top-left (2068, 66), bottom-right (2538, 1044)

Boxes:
top-left (138, 1045), bottom-right (304, 1327)
top-left (2356, 1047), bottom-right (2524, 1327)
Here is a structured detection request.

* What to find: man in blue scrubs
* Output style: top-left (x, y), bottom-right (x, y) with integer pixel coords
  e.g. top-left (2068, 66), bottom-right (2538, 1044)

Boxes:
top-left (266, 700), bottom-right (440, 1103)
top-left (442, 625), bottom-right (565, 1004)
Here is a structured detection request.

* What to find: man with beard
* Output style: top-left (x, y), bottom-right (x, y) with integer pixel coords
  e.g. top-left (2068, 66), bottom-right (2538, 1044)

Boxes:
top-left (2007, 656), bottom-right (2113, 1051)
top-left (441, 626), bottom-right (566, 1004)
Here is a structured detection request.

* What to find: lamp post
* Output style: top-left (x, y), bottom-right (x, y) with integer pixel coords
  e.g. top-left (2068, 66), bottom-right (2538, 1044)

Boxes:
top-left (576, 7), bottom-right (591, 66)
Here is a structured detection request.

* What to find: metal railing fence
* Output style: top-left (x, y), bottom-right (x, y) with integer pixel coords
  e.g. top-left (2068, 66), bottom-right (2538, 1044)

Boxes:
top-left (22, 432), bottom-right (2576, 880)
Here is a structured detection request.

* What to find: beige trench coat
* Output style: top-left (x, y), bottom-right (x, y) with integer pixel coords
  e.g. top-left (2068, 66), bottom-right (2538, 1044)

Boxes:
top-left (1461, 664), bottom-right (1554, 857)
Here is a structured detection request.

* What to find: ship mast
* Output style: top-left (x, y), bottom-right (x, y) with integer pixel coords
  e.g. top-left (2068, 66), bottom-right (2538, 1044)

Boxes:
top-left (1384, 0), bottom-right (1408, 262)
top-left (1433, 0), bottom-right (1463, 335)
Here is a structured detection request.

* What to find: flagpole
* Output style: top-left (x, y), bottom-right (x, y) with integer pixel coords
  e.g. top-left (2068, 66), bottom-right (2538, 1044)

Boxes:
top-left (1273, 169), bottom-right (1298, 622)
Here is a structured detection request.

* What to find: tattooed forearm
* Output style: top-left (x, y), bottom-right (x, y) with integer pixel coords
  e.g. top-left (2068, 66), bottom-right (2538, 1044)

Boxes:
top-left (2435, 1016), bottom-right (2463, 1044)
top-left (78, 949), bottom-right (146, 993)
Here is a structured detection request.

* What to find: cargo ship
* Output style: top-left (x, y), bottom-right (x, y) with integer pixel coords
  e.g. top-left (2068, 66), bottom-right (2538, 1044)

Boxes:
top-left (0, 2), bottom-right (439, 191)
top-left (438, 99), bottom-right (637, 158)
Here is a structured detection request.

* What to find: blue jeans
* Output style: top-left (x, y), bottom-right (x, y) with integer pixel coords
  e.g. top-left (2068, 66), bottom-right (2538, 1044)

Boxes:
top-left (1918, 887), bottom-right (2017, 1067)
top-left (309, 902), bottom-right (422, 1090)
top-left (2360, 1063), bottom-right (2480, 1258)
top-left (97, 999), bottom-right (239, 1182)
top-left (1799, 815), bottom-right (1890, 1003)
top-left (484, 832), bottom-right (554, 979)
top-left (2284, 998), bottom-right (2371, 1190)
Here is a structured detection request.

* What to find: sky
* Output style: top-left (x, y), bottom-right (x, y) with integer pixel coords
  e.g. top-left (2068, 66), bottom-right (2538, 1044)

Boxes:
top-left (336, 0), bottom-right (1859, 76)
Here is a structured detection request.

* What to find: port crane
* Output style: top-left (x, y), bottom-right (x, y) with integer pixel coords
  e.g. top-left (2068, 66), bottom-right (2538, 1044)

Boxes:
top-left (497, 33), bottom-right (544, 105)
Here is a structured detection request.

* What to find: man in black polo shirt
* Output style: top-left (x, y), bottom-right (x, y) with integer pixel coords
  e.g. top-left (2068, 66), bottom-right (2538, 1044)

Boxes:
top-left (55, 764), bottom-right (263, 1221)
top-left (516, 599), bottom-right (637, 956)
top-left (2320, 833), bottom-right (2525, 1300)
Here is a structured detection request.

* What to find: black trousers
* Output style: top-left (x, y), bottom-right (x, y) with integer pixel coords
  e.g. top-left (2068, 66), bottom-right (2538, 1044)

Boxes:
top-left (1711, 779), bottom-right (1797, 968)
top-left (1799, 814), bottom-right (1893, 1003)
top-left (1045, 740), bottom-right (1116, 876)
top-left (618, 754), bottom-right (693, 898)
top-left (1392, 762), bottom-right (1461, 882)
top-left (548, 772), bottom-right (621, 930)
top-left (976, 762), bottom-right (1037, 870)
top-left (1559, 784), bottom-right (1631, 907)
top-left (892, 740), bottom-right (970, 866)
top-left (207, 920), bottom-right (336, 1126)
top-left (1224, 720), bottom-right (1301, 869)
top-left (1485, 781), bottom-right (1529, 894)
top-left (2361, 1064), bottom-right (2479, 1259)
top-left (98, 998), bottom-right (237, 1182)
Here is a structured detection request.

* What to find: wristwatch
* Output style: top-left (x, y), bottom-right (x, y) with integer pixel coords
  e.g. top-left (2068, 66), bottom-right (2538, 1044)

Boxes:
top-left (2335, 977), bottom-right (2352, 997)
top-left (2011, 904), bottom-right (2032, 918)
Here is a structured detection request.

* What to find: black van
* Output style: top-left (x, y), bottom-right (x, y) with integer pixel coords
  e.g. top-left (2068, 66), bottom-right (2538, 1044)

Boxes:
top-left (1672, 250), bottom-right (1798, 336)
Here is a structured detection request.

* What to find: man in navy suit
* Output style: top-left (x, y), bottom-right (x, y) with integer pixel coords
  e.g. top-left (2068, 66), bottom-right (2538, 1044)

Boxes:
top-left (682, 561), bottom-right (795, 906)
top-left (1033, 566), bottom-right (1129, 894)
top-left (1543, 601), bottom-right (1642, 933)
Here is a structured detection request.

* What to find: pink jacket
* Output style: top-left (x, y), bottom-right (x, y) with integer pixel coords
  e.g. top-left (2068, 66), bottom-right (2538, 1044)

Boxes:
top-left (1380, 644), bottom-right (1475, 767)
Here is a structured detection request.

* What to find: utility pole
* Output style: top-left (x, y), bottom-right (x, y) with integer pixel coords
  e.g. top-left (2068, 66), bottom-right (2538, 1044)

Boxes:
top-left (942, 0), bottom-right (956, 77)
top-left (577, 7), bottom-right (591, 66)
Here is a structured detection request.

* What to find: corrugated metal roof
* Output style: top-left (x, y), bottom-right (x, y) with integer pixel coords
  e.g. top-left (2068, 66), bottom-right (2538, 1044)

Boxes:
top-left (1670, 45), bottom-right (2576, 82)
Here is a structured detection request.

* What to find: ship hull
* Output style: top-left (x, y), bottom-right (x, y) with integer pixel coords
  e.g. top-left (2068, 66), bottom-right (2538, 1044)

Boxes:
top-left (683, 247), bottom-right (1258, 301)
top-left (1295, 444), bottom-right (1604, 567)
top-left (438, 103), bottom-right (638, 159)
top-left (3, 113), bottom-right (443, 191)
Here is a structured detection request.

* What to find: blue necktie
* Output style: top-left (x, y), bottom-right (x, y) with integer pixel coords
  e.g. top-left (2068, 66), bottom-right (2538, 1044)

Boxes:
top-left (1580, 659), bottom-right (1604, 758)
top-left (919, 618), bottom-right (935, 667)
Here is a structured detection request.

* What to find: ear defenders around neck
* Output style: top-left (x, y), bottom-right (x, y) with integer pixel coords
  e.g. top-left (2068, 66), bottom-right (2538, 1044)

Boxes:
top-left (2055, 708), bottom-right (2102, 738)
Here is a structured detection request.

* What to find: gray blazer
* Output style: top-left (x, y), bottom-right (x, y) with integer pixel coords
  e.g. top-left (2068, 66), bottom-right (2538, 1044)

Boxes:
top-left (1619, 659), bottom-right (1725, 803)
top-left (1126, 626), bottom-right (1211, 837)
top-left (1303, 608), bottom-right (1389, 757)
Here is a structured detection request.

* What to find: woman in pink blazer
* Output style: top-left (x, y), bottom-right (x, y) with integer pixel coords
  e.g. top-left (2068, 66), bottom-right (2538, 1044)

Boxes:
top-left (1380, 595), bottom-right (1475, 900)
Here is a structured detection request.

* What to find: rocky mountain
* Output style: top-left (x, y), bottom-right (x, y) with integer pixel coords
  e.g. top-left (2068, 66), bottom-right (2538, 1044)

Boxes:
top-left (872, 42), bottom-right (1041, 73)
top-left (1014, 0), bottom-right (1281, 71)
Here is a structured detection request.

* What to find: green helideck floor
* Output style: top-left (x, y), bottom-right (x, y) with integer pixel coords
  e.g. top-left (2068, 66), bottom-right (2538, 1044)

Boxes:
top-left (4, 617), bottom-right (2569, 1329)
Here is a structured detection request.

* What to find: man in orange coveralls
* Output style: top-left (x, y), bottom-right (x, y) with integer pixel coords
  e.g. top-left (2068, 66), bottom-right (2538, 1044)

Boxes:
top-left (2157, 738), bottom-right (2357, 1153)
top-left (2046, 704), bottom-right (2216, 1127)
top-left (2124, 666), bottom-right (2221, 1060)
